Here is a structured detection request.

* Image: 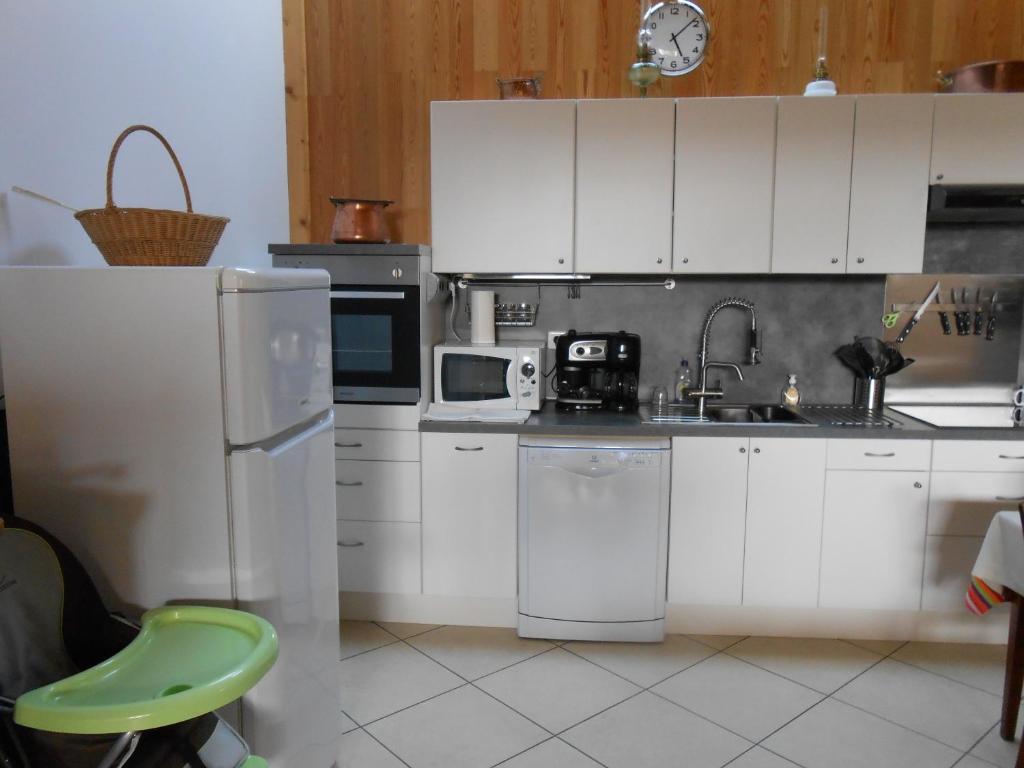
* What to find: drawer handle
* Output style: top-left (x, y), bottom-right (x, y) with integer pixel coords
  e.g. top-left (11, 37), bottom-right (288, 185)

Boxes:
top-left (996, 496), bottom-right (1024, 501)
top-left (335, 442), bottom-right (363, 448)
top-left (455, 446), bottom-right (484, 452)
top-left (864, 452), bottom-right (896, 458)
top-left (336, 480), bottom-right (364, 487)
top-left (338, 540), bottom-right (365, 548)
top-left (999, 455), bottom-right (1024, 460)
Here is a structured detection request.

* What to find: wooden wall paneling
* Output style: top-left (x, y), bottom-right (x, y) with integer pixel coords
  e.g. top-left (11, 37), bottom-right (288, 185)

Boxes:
top-left (285, 0), bottom-right (1024, 247)
top-left (282, 0), bottom-right (311, 242)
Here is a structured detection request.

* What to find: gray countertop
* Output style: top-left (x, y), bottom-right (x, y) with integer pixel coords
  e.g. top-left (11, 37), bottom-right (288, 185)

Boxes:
top-left (420, 402), bottom-right (1024, 441)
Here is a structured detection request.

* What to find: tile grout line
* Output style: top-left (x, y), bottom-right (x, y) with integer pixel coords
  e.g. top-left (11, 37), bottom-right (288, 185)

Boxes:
top-left (959, 721), bottom-right (1011, 768)
top-left (890, 657), bottom-right (1009, 699)
top-left (373, 620), bottom-right (449, 641)
top-left (339, 637), bottom-right (402, 663)
top-left (816, 642), bottom-right (1002, 757)
top-left (358, 725), bottom-right (416, 768)
top-left (399, 636), bottom-right (569, 739)
top-left (354, 680), bottom-right (473, 730)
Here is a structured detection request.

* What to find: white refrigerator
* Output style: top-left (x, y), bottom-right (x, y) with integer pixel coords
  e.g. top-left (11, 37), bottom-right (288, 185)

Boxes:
top-left (0, 266), bottom-right (343, 767)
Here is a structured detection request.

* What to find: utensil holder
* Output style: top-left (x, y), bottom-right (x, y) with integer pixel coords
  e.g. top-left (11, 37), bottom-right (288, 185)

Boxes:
top-left (853, 377), bottom-right (885, 411)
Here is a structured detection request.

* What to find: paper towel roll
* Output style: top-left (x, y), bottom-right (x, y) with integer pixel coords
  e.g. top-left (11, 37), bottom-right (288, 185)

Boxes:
top-left (471, 290), bottom-right (496, 345)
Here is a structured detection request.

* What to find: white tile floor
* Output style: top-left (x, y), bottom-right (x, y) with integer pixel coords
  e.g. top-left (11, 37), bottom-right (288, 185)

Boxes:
top-left (335, 621), bottom-right (1015, 768)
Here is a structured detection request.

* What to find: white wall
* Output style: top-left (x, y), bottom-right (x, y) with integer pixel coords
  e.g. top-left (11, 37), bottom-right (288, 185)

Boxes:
top-left (0, 1), bottom-right (289, 269)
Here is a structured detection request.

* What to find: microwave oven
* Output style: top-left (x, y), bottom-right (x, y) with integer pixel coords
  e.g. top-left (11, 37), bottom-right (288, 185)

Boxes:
top-left (433, 343), bottom-right (545, 411)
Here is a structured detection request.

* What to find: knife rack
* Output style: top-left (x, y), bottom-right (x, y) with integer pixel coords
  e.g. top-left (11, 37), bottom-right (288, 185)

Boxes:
top-left (882, 273), bottom-right (1024, 405)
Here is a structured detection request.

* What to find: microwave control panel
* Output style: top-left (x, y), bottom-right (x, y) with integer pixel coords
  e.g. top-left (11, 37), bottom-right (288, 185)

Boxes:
top-left (517, 347), bottom-right (544, 409)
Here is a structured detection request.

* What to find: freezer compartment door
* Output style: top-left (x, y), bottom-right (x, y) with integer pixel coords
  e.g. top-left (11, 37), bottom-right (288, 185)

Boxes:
top-left (228, 411), bottom-right (341, 766)
top-left (221, 286), bottom-right (332, 445)
top-left (518, 446), bottom-right (669, 623)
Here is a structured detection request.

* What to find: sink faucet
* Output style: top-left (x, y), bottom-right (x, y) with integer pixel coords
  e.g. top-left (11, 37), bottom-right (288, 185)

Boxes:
top-left (687, 297), bottom-right (761, 419)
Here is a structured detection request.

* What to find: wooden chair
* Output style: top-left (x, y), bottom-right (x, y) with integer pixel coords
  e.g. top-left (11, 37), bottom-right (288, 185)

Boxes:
top-left (1000, 504), bottom-right (1024, 768)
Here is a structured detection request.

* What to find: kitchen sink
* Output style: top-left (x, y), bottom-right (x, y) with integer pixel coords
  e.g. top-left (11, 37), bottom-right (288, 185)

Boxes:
top-left (707, 404), bottom-right (812, 425)
top-left (639, 403), bottom-right (813, 426)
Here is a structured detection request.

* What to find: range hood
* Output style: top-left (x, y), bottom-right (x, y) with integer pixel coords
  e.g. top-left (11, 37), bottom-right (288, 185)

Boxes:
top-left (928, 185), bottom-right (1024, 223)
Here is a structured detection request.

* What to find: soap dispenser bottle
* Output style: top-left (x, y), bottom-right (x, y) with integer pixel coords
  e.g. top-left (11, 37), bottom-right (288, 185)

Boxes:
top-left (782, 374), bottom-right (801, 406)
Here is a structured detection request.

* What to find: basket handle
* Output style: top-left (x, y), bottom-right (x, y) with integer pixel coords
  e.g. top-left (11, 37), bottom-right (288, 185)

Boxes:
top-left (105, 125), bottom-right (192, 212)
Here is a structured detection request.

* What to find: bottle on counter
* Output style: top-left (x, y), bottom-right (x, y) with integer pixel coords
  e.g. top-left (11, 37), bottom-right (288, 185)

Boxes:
top-left (782, 374), bottom-right (801, 406)
top-left (674, 359), bottom-right (692, 403)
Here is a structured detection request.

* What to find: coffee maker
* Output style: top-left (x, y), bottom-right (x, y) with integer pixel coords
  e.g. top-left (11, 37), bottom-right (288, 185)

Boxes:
top-left (554, 330), bottom-right (641, 412)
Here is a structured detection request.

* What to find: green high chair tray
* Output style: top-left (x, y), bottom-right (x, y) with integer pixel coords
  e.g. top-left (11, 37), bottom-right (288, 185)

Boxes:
top-left (14, 605), bottom-right (278, 737)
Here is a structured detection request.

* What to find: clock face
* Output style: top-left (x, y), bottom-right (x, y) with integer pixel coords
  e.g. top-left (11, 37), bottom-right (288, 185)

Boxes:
top-left (641, 1), bottom-right (709, 77)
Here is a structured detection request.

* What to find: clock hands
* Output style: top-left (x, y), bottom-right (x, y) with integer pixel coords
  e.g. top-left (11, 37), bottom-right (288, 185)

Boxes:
top-left (668, 18), bottom-right (700, 57)
top-left (669, 30), bottom-right (684, 57)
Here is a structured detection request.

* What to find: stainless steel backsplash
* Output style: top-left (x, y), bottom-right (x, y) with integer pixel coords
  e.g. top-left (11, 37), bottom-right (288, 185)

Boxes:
top-left (883, 274), bottom-right (1023, 404)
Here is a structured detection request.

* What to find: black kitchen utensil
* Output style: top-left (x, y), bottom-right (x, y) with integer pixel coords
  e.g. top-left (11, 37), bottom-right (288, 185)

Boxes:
top-left (986, 291), bottom-right (998, 341)
top-left (835, 337), bottom-right (914, 379)
top-left (938, 308), bottom-right (952, 335)
top-left (974, 289), bottom-right (985, 335)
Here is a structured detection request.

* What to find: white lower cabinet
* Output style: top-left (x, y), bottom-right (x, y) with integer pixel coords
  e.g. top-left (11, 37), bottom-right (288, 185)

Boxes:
top-left (743, 438), bottom-right (827, 607)
top-left (335, 459), bottom-right (420, 523)
top-left (819, 470), bottom-right (929, 610)
top-left (421, 432), bottom-right (518, 599)
top-left (337, 521), bottom-right (421, 594)
top-left (668, 436), bottom-right (749, 605)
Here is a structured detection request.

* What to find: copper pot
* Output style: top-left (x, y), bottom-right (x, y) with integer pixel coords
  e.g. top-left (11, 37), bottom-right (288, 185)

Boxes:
top-left (937, 60), bottom-right (1024, 92)
top-left (330, 198), bottom-right (393, 243)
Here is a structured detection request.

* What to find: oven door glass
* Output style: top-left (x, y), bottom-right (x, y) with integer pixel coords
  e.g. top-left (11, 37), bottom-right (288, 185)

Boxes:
top-left (331, 286), bottom-right (420, 403)
top-left (441, 354), bottom-right (512, 401)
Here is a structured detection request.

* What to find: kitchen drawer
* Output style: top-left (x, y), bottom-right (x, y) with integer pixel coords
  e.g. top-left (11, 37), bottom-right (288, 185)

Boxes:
top-left (928, 471), bottom-right (1024, 536)
top-left (826, 439), bottom-right (931, 471)
top-left (932, 440), bottom-right (1024, 473)
top-left (334, 429), bottom-right (420, 461)
top-left (337, 521), bottom-right (421, 594)
top-left (922, 535), bottom-right (983, 612)
top-left (335, 460), bottom-right (421, 522)
top-left (334, 404), bottom-right (421, 430)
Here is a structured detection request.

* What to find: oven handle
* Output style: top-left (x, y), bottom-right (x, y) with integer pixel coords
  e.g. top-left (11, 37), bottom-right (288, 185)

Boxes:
top-left (330, 290), bottom-right (406, 300)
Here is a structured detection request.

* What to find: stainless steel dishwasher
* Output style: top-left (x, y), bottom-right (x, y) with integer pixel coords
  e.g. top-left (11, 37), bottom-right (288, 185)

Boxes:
top-left (517, 436), bottom-right (671, 642)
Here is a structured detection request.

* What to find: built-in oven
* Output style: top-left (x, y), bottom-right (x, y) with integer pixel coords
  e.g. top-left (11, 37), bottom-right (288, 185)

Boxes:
top-left (329, 283), bottom-right (419, 403)
top-left (270, 245), bottom-right (432, 405)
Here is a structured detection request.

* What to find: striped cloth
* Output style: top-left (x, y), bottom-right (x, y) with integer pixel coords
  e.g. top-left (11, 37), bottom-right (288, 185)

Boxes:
top-left (966, 574), bottom-right (1006, 615)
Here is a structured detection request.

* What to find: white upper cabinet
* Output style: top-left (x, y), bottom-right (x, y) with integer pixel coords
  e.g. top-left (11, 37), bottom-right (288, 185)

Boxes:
top-left (847, 94), bottom-right (933, 274)
top-left (430, 100), bottom-right (576, 274)
top-left (771, 96), bottom-right (856, 274)
top-left (674, 97), bottom-right (777, 273)
top-left (932, 94), bottom-right (1024, 184)
top-left (576, 99), bottom-right (674, 274)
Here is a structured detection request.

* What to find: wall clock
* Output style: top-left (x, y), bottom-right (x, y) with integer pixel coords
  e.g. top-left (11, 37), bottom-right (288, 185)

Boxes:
top-left (640, 0), bottom-right (710, 77)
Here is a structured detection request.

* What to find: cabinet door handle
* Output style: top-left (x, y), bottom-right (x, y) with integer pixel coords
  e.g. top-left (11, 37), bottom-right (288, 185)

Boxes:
top-left (999, 455), bottom-right (1024, 460)
top-left (455, 446), bottom-right (484, 452)
top-left (739, 447), bottom-right (746, 453)
top-left (914, 482), bottom-right (923, 488)
top-left (996, 496), bottom-right (1024, 501)
top-left (864, 452), bottom-right (896, 458)
top-left (753, 447), bottom-right (760, 454)
top-left (336, 480), bottom-right (364, 487)
top-left (337, 540), bottom-right (365, 548)
top-left (335, 442), bottom-right (363, 448)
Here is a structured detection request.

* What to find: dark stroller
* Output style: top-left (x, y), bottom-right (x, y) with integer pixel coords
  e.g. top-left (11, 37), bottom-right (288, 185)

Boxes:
top-left (0, 515), bottom-right (276, 768)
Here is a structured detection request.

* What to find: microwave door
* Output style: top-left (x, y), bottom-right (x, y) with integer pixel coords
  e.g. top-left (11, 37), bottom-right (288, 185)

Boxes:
top-left (439, 352), bottom-right (515, 407)
top-left (330, 286), bottom-right (420, 404)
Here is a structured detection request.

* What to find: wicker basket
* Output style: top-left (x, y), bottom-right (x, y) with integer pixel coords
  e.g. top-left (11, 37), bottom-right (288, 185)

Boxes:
top-left (75, 125), bottom-right (229, 266)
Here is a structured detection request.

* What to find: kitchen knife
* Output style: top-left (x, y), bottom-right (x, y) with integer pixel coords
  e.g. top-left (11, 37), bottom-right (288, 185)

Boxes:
top-left (895, 281), bottom-right (940, 345)
top-left (986, 291), bottom-right (998, 341)
top-left (974, 288), bottom-right (985, 335)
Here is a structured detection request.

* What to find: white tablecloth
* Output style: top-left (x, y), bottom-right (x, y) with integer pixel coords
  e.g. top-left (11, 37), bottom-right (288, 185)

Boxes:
top-left (968, 510), bottom-right (1023, 614)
